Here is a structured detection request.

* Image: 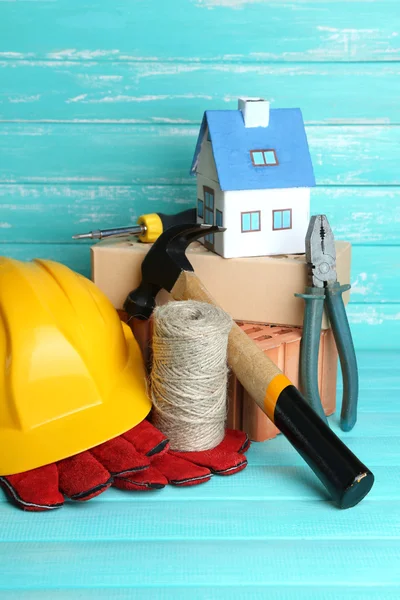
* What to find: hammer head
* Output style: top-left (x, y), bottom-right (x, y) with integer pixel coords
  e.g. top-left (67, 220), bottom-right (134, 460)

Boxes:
top-left (123, 223), bottom-right (224, 319)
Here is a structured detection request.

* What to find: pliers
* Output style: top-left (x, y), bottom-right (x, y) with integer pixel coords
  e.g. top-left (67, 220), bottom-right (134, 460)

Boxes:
top-left (296, 215), bottom-right (358, 431)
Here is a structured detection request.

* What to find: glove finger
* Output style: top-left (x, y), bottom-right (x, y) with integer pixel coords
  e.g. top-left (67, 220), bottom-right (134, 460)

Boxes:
top-left (113, 467), bottom-right (168, 491)
top-left (152, 453), bottom-right (212, 486)
top-left (169, 447), bottom-right (247, 476)
top-left (89, 435), bottom-right (150, 477)
top-left (123, 420), bottom-right (169, 457)
top-left (0, 465), bottom-right (64, 512)
top-left (220, 429), bottom-right (250, 454)
top-left (57, 451), bottom-right (112, 501)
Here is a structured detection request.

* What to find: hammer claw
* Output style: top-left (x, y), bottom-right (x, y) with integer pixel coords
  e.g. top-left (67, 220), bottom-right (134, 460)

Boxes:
top-left (124, 223), bottom-right (224, 319)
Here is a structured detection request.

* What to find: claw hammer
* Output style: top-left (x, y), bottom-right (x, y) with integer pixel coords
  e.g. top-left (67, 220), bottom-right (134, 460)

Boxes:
top-left (123, 223), bottom-right (374, 509)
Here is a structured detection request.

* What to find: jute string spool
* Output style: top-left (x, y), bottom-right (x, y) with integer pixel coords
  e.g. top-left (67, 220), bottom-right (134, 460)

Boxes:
top-left (151, 300), bottom-right (233, 452)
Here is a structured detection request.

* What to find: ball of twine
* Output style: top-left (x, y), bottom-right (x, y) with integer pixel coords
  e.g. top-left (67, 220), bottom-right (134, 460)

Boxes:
top-left (150, 300), bottom-right (233, 452)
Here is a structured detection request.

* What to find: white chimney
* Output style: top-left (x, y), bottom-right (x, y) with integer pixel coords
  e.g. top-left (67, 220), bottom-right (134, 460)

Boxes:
top-left (238, 97), bottom-right (270, 128)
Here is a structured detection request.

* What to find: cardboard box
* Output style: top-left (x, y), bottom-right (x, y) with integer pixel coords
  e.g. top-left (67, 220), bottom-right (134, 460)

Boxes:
top-left (92, 237), bottom-right (351, 329)
top-left (227, 323), bottom-right (337, 442)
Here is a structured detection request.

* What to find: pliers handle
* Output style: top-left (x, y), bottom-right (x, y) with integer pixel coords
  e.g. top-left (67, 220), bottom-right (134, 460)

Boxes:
top-left (326, 282), bottom-right (358, 431)
top-left (296, 282), bottom-right (358, 431)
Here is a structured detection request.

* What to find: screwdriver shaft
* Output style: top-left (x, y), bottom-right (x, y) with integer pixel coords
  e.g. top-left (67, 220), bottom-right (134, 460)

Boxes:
top-left (72, 224), bottom-right (145, 240)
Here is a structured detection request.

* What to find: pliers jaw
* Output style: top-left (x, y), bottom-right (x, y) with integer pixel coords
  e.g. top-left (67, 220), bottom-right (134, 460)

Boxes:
top-left (305, 215), bottom-right (337, 288)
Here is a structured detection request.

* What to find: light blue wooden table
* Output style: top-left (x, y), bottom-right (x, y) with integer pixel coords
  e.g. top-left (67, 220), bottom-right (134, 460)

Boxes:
top-left (0, 1), bottom-right (399, 597)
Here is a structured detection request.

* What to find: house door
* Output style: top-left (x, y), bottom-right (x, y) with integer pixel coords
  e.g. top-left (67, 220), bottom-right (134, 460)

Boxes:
top-left (203, 187), bottom-right (215, 250)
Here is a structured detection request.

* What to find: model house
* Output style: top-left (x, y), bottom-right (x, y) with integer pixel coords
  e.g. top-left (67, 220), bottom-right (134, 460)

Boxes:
top-left (190, 98), bottom-right (316, 258)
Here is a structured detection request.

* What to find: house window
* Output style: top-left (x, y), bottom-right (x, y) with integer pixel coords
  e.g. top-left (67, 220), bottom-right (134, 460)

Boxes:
top-left (197, 198), bottom-right (204, 219)
top-left (216, 209), bottom-right (223, 227)
top-left (203, 186), bottom-right (215, 244)
top-left (273, 209), bottom-right (292, 230)
top-left (241, 211), bottom-right (261, 233)
top-left (250, 149), bottom-right (278, 167)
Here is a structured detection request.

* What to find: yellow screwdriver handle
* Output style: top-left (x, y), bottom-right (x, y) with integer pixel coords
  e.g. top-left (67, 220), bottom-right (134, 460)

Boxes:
top-left (137, 213), bottom-right (163, 243)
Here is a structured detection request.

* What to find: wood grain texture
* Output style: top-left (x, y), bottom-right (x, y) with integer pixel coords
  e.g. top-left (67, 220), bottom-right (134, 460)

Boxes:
top-left (0, 243), bottom-right (399, 347)
top-left (246, 434), bottom-right (400, 466)
top-left (0, 244), bottom-right (91, 278)
top-left (0, 499), bottom-right (398, 542)
top-left (0, 1), bottom-right (399, 595)
top-left (0, 462), bottom-right (395, 503)
top-left (0, 239), bottom-right (396, 304)
top-left (0, 0), bottom-right (399, 62)
top-left (346, 305), bottom-right (400, 349)
top-left (1, 184), bottom-right (399, 244)
top-left (0, 540), bottom-right (399, 588)
top-left (0, 123), bottom-right (399, 185)
top-left (2, 589), bottom-right (400, 600)
top-left (1, 61), bottom-right (399, 124)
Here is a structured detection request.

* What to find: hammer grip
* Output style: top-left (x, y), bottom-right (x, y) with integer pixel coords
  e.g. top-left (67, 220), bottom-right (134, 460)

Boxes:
top-left (172, 270), bottom-right (374, 509)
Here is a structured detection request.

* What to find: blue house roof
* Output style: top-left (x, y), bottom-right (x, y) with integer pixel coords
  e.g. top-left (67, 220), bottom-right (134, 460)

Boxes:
top-left (190, 108), bottom-right (316, 191)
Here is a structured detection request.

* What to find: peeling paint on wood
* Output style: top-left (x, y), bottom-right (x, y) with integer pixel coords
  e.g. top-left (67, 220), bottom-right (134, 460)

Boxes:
top-left (0, 123), bottom-right (399, 185)
top-left (0, 1), bottom-right (399, 62)
top-left (346, 305), bottom-right (400, 349)
top-left (0, 243), bottom-right (92, 279)
top-left (0, 62), bottom-right (400, 123)
top-left (0, 238), bottom-right (398, 305)
top-left (1, 184), bottom-right (398, 243)
top-left (0, 0), bottom-right (400, 595)
top-left (3, 497), bottom-right (400, 540)
top-left (1, 538), bottom-right (400, 587)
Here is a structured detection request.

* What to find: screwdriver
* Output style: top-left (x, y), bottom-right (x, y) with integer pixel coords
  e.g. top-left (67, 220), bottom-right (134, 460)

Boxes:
top-left (72, 208), bottom-right (196, 244)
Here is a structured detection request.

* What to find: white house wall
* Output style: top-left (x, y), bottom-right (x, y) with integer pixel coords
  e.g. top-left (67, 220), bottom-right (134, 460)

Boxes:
top-left (222, 188), bottom-right (310, 258)
top-left (195, 136), bottom-right (310, 258)
top-left (196, 131), bottom-right (219, 184)
top-left (196, 174), bottom-right (225, 257)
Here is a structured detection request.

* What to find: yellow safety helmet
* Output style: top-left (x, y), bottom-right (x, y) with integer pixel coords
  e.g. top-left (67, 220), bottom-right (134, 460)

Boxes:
top-left (0, 257), bottom-right (152, 476)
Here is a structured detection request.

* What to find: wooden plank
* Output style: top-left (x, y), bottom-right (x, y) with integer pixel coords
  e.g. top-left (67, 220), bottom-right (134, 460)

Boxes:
top-left (0, 184), bottom-right (195, 243)
top-left (0, 373), bottom-right (396, 480)
top-left (0, 2), bottom-right (397, 596)
top-left (247, 435), bottom-right (400, 467)
top-left (1, 233), bottom-right (399, 303)
top-left (1, 61), bottom-right (400, 124)
top-left (350, 246), bottom-right (400, 303)
top-left (0, 499), bottom-right (398, 543)
top-left (341, 364), bottom-right (400, 389)
top-left (347, 304), bottom-right (400, 350)
top-left (0, 244), bottom-right (91, 278)
top-left (312, 186), bottom-right (400, 245)
top-left (1, 184), bottom-right (399, 245)
top-left (340, 371), bottom-right (400, 391)
top-left (0, 1), bottom-right (399, 63)
top-left (0, 246), bottom-right (400, 348)
top-left (0, 239), bottom-right (399, 304)
top-left (0, 540), bottom-right (399, 588)
top-left (0, 461), bottom-right (396, 505)
top-left (2, 588), bottom-right (400, 600)
top-left (2, 587), bottom-right (400, 600)
top-left (0, 124), bottom-right (399, 185)
top-left (0, 241), bottom-right (398, 303)
top-left (0, 247), bottom-right (399, 347)
top-left (353, 350), bottom-right (400, 371)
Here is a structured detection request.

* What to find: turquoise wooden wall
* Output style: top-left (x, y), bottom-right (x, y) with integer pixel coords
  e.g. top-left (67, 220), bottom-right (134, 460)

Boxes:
top-left (1, 0), bottom-right (399, 349)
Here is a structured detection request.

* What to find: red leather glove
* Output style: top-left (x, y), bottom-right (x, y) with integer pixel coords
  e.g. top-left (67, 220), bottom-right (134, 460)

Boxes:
top-left (114, 426), bottom-right (250, 491)
top-left (0, 421), bottom-right (249, 511)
